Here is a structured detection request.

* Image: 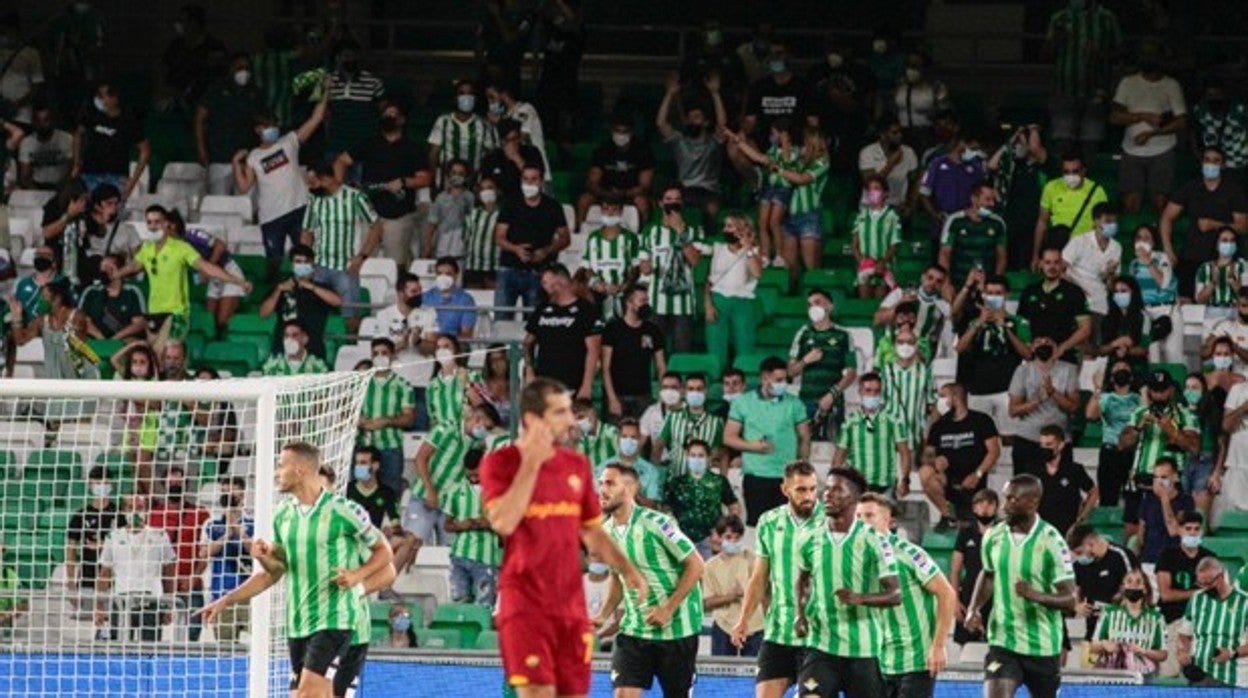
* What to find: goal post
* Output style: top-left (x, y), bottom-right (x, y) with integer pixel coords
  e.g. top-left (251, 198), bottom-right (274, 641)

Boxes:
top-left (0, 371), bottom-right (370, 698)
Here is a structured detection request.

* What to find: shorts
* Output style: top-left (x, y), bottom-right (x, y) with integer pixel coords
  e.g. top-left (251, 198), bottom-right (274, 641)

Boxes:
top-left (797, 649), bottom-right (885, 698)
top-left (288, 629), bottom-right (353, 688)
top-left (984, 645), bottom-right (1061, 698)
top-left (611, 633), bottom-right (698, 694)
top-left (498, 613), bottom-right (593, 695)
top-left (332, 642), bottom-right (369, 697)
top-left (784, 211), bottom-right (823, 240)
top-left (1048, 93), bottom-right (1107, 143)
top-left (207, 259), bottom-right (248, 300)
top-left (757, 639), bottom-right (806, 683)
top-left (1118, 150), bottom-right (1175, 199)
top-left (1182, 451), bottom-right (1216, 494)
top-left (883, 670), bottom-right (935, 698)
top-left (758, 185), bottom-right (793, 207)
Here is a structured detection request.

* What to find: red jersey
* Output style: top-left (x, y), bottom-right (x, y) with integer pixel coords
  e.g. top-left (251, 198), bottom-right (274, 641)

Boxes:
top-left (482, 444), bottom-right (602, 621)
top-left (149, 503), bottom-right (210, 590)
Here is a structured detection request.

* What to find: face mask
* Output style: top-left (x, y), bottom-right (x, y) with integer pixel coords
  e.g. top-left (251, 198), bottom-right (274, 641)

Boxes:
top-left (406, 293), bottom-right (423, 308)
top-left (936, 396), bottom-right (952, 415)
top-left (1213, 355), bottom-right (1234, 370)
top-left (372, 355), bottom-right (391, 370)
top-left (1219, 241), bottom-right (1238, 258)
top-left (682, 124), bottom-right (705, 139)
top-left (435, 274), bottom-right (455, 291)
top-left (588, 561), bottom-right (611, 575)
top-left (975, 513), bottom-right (996, 526)
top-left (685, 391), bottom-right (706, 408)
top-left (611, 132), bottom-right (631, 148)
top-left (392, 616), bottom-right (412, 633)
top-left (896, 343), bottom-right (917, 360)
top-left (33, 257), bottom-right (53, 273)
top-left (234, 69), bottom-right (251, 86)
top-left (1033, 344), bottom-right (1054, 362)
top-left (138, 226), bottom-right (164, 243)
top-left (722, 232), bottom-right (740, 246)
top-left (448, 174), bottom-right (467, 187)
top-left (1112, 369), bottom-right (1134, 387)
top-left (905, 67), bottom-right (921, 83)
top-left (962, 149), bottom-right (983, 163)
top-left (984, 294), bottom-right (1005, 310)
top-left (721, 539), bottom-right (744, 555)
top-left (1101, 221), bottom-right (1119, 238)
top-left (521, 183), bottom-right (541, 199)
top-left (456, 94), bottom-right (476, 113)
top-left (380, 115), bottom-right (400, 132)
top-left (261, 126), bottom-right (281, 142)
top-left (608, 437), bottom-right (635, 459)
top-left (723, 391), bottom-right (741, 402)
top-left (660, 388), bottom-right (681, 406)
top-left (1075, 554), bottom-right (1095, 566)
top-left (91, 483), bottom-right (112, 498)
top-left (1013, 142), bottom-right (1029, 159)
top-left (1156, 477), bottom-right (1171, 490)
top-left (861, 395), bottom-right (882, 412)
top-left (687, 456), bottom-right (708, 475)
top-left (1181, 534), bottom-right (1203, 549)
top-left (1112, 291), bottom-right (1132, 309)
top-left (601, 215), bottom-right (622, 227)
top-left (283, 337), bottom-right (301, 357)
top-left (872, 39), bottom-right (887, 54)
top-left (479, 189), bottom-right (497, 204)
top-left (292, 262), bottom-right (314, 278)
top-left (577, 418), bottom-right (594, 434)
top-left (769, 381), bottom-right (789, 398)
top-left (93, 96), bottom-right (107, 113)
top-left (807, 305), bottom-right (827, 324)
top-left (353, 465), bottom-right (372, 482)
top-left (1135, 241), bottom-right (1152, 255)
top-left (1122, 588), bottom-right (1145, 602)
top-left (1185, 389), bottom-right (1202, 406)
top-left (35, 127), bottom-right (53, 140)
top-left (219, 493), bottom-right (240, 508)
top-left (977, 206), bottom-right (993, 218)
top-left (827, 53), bottom-right (844, 69)
top-left (1063, 174), bottom-right (1083, 190)
top-left (637, 304), bottom-right (654, 320)
top-left (769, 61), bottom-right (787, 75)
top-left (435, 348), bottom-right (455, 364)
top-left (866, 189), bottom-right (886, 206)
top-left (1202, 163), bottom-right (1222, 181)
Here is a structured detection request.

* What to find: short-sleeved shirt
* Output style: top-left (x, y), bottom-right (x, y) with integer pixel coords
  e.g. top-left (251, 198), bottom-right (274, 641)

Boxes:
top-left (525, 297), bottom-right (602, 390)
top-left (18, 130), bottom-right (73, 186)
top-left (347, 134), bottom-right (427, 219)
top-left (638, 223), bottom-right (706, 316)
top-left (1127, 402), bottom-right (1200, 477)
top-left (1016, 280), bottom-right (1091, 360)
top-left (590, 141), bottom-right (655, 192)
top-left (787, 157), bottom-right (829, 216)
top-left (1075, 543), bottom-right (1139, 607)
top-left (601, 317), bottom-right (664, 399)
top-left (1046, 6), bottom-right (1122, 99)
top-left (659, 409), bottom-right (725, 475)
top-left (755, 505), bottom-right (825, 646)
top-left (427, 189), bottom-right (476, 258)
top-left (728, 389), bottom-right (809, 479)
top-left (302, 186), bottom-right (378, 271)
top-left (346, 482), bottom-right (401, 528)
top-left (1196, 258), bottom-right (1248, 307)
top-left (852, 206), bottom-right (902, 260)
top-left (67, 503), bottom-right (123, 585)
top-left (79, 107), bottom-right (144, 176)
top-left (1128, 253), bottom-right (1178, 306)
top-left (788, 322), bottom-right (856, 402)
top-left (198, 81), bottom-right (266, 162)
top-left (442, 481), bottom-right (502, 567)
top-left (577, 423), bottom-right (620, 471)
top-left (1183, 586), bottom-right (1248, 686)
top-left (357, 373), bottom-right (415, 452)
top-left (411, 423), bottom-right (475, 501)
top-left (1113, 73), bottom-right (1187, 158)
top-left (478, 143), bottom-right (545, 205)
top-left (496, 195), bottom-right (565, 270)
top-left (78, 282), bottom-right (146, 338)
top-left (1154, 545), bottom-right (1215, 622)
top-left (421, 288), bottom-right (477, 337)
top-left (797, 519), bottom-right (898, 658)
top-left (605, 505), bottom-right (703, 641)
top-left (919, 156), bottom-right (984, 216)
top-left (744, 75), bottom-right (807, 136)
top-left (427, 369), bottom-right (479, 430)
top-left (667, 132), bottom-right (722, 192)
top-left (582, 228), bottom-right (639, 291)
top-left (981, 517), bottom-right (1076, 656)
top-left (327, 70), bottom-right (385, 154)
top-left (1036, 457), bottom-right (1096, 534)
top-left (1039, 177), bottom-right (1107, 238)
top-left (148, 503), bottom-right (211, 588)
top-left (940, 210), bottom-right (1007, 285)
top-left (1092, 605), bottom-right (1164, 653)
top-left (836, 409), bottom-right (910, 489)
top-left (1063, 232), bottom-right (1122, 314)
top-left (134, 238), bottom-right (202, 316)
top-left (1194, 101), bottom-right (1248, 170)
top-left (464, 206), bottom-right (501, 273)
top-left (273, 490), bottom-right (381, 638)
top-left (270, 277), bottom-right (336, 359)
top-left (880, 533), bottom-right (943, 675)
top-left (704, 551), bottom-right (762, 634)
top-left (482, 445), bottom-right (602, 622)
top-left (880, 360), bottom-right (935, 446)
top-left (858, 142), bottom-right (918, 206)
top-left (663, 471), bottom-right (737, 543)
top-left (427, 112), bottom-right (495, 172)
top-left (261, 352), bottom-right (329, 376)
top-left (200, 514), bottom-right (256, 601)
top-left (953, 524), bottom-right (987, 604)
top-left (247, 132), bottom-right (308, 224)
top-left (1169, 178), bottom-right (1248, 264)
top-left (1098, 390), bottom-right (1142, 447)
top-left (1007, 360), bottom-right (1079, 441)
top-left (957, 314), bottom-right (1031, 396)
top-left (1139, 490), bottom-right (1194, 564)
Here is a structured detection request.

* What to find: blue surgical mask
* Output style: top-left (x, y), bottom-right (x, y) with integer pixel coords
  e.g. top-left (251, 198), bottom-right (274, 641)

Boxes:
top-left (292, 262), bottom-right (313, 278)
top-left (392, 615), bottom-right (412, 632)
top-left (1112, 291), bottom-right (1132, 309)
top-left (984, 294), bottom-right (1005, 310)
top-left (1181, 534), bottom-right (1203, 549)
top-left (962, 149), bottom-right (982, 163)
top-left (861, 395), bottom-right (882, 412)
top-left (456, 94), bottom-right (476, 113)
top-left (618, 437), bottom-right (639, 457)
top-left (1075, 554), bottom-right (1095, 566)
top-left (577, 418), bottom-right (594, 435)
top-left (1202, 163), bottom-right (1222, 181)
top-left (685, 391), bottom-right (706, 408)
top-left (687, 456), bottom-right (708, 475)
top-left (1101, 222), bottom-right (1118, 238)
top-left (1213, 355), bottom-right (1234, 371)
top-left (353, 465), bottom-right (372, 482)
top-left (1219, 241), bottom-right (1238, 258)
top-left (769, 60), bottom-right (787, 74)
top-left (471, 425), bottom-right (488, 441)
top-left (587, 561), bottom-right (610, 575)
top-left (721, 539), bottom-right (744, 555)
top-left (261, 126), bottom-right (280, 143)
top-left (769, 381), bottom-right (788, 398)
top-left (93, 96), bottom-right (106, 113)
top-left (977, 206), bottom-right (993, 218)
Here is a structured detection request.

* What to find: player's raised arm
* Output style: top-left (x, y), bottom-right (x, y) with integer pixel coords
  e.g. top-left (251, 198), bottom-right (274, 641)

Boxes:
top-left (485, 420), bottom-right (553, 537)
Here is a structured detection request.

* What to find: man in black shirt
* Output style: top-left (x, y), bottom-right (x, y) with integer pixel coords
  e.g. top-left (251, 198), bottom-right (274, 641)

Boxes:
top-left (335, 100), bottom-right (432, 269)
top-left (348, 446), bottom-right (419, 576)
top-left (479, 118), bottom-right (544, 206)
top-left (1155, 512), bottom-right (1215, 624)
top-left (741, 46), bottom-right (807, 140)
top-left (66, 466), bottom-right (123, 593)
top-left (1067, 524), bottom-right (1140, 639)
top-left (1159, 146), bottom-right (1248, 298)
top-left (921, 383), bottom-right (1000, 528)
top-left (494, 163), bottom-right (569, 316)
top-left (72, 80), bottom-right (149, 199)
top-left (951, 489), bottom-right (998, 645)
top-left (1035, 425), bottom-right (1099, 535)
top-left (956, 275), bottom-right (1032, 431)
top-left (602, 285), bottom-right (667, 419)
top-left (1016, 245), bottom-right (1092, 364)
top-left (257, 244), bottom-right (343, 359)
top-left (576, 113), bottom-right (656, 227)
top-left (78, 253), bottom-right (146, 341)
top-left (524, 264), bottom-right (602, 399)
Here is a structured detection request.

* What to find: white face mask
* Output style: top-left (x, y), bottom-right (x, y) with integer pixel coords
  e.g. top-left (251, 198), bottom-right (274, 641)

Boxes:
top-left (138, 226), bottom-right (163, 243)
top-left (435, 274), bottom-right (455, 292)
top-left (807, 305), bottom-right (827, 324)
top-left (436, 348), bottom-right (455, 364)
top-left (521, 183), bottom-right (541, 199)
top-left (936, 396), bottom-right (952, 416)
top-left (1135, 241), bottom-right (1153, 255)
top-left (478, 188), bottom-right (497, 205)
top-left (1063, 174), bottom-right (1083, 190)
top-left (372, 355), bottom-right (391, 370)
top-left (896, 343), bottom-right (917, 360)
top-left (234, 69), bottom-right (251, 86)
top-left (611, 132), bottom-right (631, 148)
top-left (659, 388), bottom-right (681, 406)
top-left (283, 337), bottom-right (301, 357)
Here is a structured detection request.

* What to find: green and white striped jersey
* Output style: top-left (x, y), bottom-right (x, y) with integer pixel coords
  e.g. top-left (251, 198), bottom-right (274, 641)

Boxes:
top-left (1092, 604), bottom-right (1164, 653)
top-left (788, 157), bottom-right (829, 216)
top-left (880, 360), bottom-right (934, 447)
top-left (427, 113), bottom-right (497, 172)
top-left (301, 185), bottom-right (378, 271)
top-left (577, 422), bottom-right (620, 472)
top-left (659, 408), bottom-right (725, 476)
top-left (639, 223), bottom-right (706, 316)
top-left (835, 409), bottom-right (910, 489)
top-left (357, 373), bottom-right (415, 451)
top-left (412, 423), bottom-right (475, 501)
top-left (583, 228), bottom-right (639, 288)
top-left (755, 504), bottom-right (825, 647)
top-left (272, 490), bottom-right (381, 638)
top-left (464, 206), bottom-right (501, 273)
top-left (879, 533), bottom-right (942, 675)
top-left (765, 144), bottom-right (801, 188)
top-left (797, 518), bottom-right (897, 658)
top-left (1196, 259), bottom-right (1248, 308)
top-left (1182, 586), bottom-right (1248, 687)
top-left (262, 353), bottom-right (330, 376)
top-left (443, 481), bottom-right (502, 567)
top-left (1127, 403), bottom-right (1200, 479)
top-left (606, 505), bottom-right (703, 641)
top-left (426, 369), bottom-right (480, 430)
top-left (852, 206), bottom-right (903, 260)
top-left (981, 517), bottom-right (1075, 657)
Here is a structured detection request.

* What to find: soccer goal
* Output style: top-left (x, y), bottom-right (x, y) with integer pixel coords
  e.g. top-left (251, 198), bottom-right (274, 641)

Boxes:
top-left (0, 371), bottom-right (370, 698)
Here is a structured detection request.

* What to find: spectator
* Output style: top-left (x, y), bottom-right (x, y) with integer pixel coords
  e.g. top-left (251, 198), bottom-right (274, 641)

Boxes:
top-left (1017, 245), bottom-right (1093, 364)
top-left (787, 288), bottom-right (857, 439)
top-left (1204, 288), bottom-right (1248, 375)
top-left (1087, 568), bottom-right (1166, 677)
top-left (334, 99), bottom-right (432, 269)
top-left (423, 159), bottom-right (476, 260)
top-left (0, 539), bottom-right (26, 629)
top-left (1160, 147), bottom-right (1248, 299)
top-left (1044, 0), bottom-right (1122, 159)
top-left (738, 41), bottom-right (807, 146)
top-left (0, 13), bottom-right (42, 125)
top-left (72, 79), bottom-right (148, 198)
top-left (1120, 372), bottom-right (1199, 542)
top-left (1195, 227), bottom-right (1248, 325)
top-left (703, 515), bottom-right (761, 657)
top-left (640, 371), bottom-right (683, 459)
top-left (66, 466), bottom-right (122, 595)
top-left (880, 327), bottom-right (935, 456)
top-left (262, 320), bottom-right (328, 376)
top-left (1067, 525), bottom-right (1139, 638)
top-left (953, 274), bottom-right (1030, 433)
top-left (1063, 202), bottom-right (1123, 320)
top-left (573, 398), bottom-right (619, 471)
top-left (877, 264), bottom-right (950, 355)
top-left (1183, 374), bottom-right (1220, 521)
top-left (894, 51), bottom-right (950, 147)
top-left (258, 245), bottom-right (342, 360)
top-left (533, 0), bottom-right (584, 163)
top-left (39, 179), bottom-right (89, 283)
top-left (919, 110), bottom-right (962, 169)
top-left (656, 71), bottom-right (727, 225)
top-left (300, 162), bottom-right (383, 334)
top-left (522, 264), bottom-right (601, 398)
top-left (46, 2), bottom-right (103, 119)
top-left (724, 356), bottom-right (810, 526)
top-left (478, 118), bottom-right (544, 206)
top-left (427, 334), bottom-right (478, 430)
top-left (442, 449), bottom-right (501, 607)
top-left (576, 113), bottom-right (655, 228)
top-left (1109, 40), bottom-right (1187, 214)
top-left (14, 244), bottom-right (64, 325)
top-left (807, 43), bottom-right (874, 171)
top-left (637, 184), bottom-right (705, 353)
top-left (597, 417), bottom-right (664, 508)
top-left (773, 126), bottom-right (831, 283)
top-left (1100, 275), bottom-right (1150, 371)
top-left (655, 372), bottom-right (724, 477)
top-left (1203, 336), bottom-right (1244, 394)
top-left (168, 210), bottom-right (244, 338)
top-left (833, 371), bottom-right (912, 496)
top-left (370, 272), bottom-right (436, 414)
top-left (1216, 374), bottom-right (1248, 523)
top-left (988, 124), bottom-right (1048, 270)
top-left (1191, 77), bottom-right (1248, 187)
top-left (859, 120), bottom-right (921, 213)
top-left (463, 175), bottom-right (502, 287)
top-left (704, 214), bottom-right (762, 369)
top-left (385, 604), bottom-right (417, 648)
top-left (250, 25), bottom-right (298, 131)
top-left (493, 162), bottom-right (570, 314)
top-left (580, 197), bottom-right (638, 319)
top-left (950, 489), bottom-right (998, 645)
top-left (194, 52), bottom-right (265, 195)
top-left (78, 253), bottom-right (145, 341)
top-left (938, 180), bottom-right (1007, 289)
top-left (723, 118), bottom-right (797, 265)
top-left (410, 403), bottom-right (499, 549)
top-left (467, 344), bottom-right (512, 428)
top-left (664, 439), bottom-right (741, 558)
top-left (422, 257), bottom-right (477, 338)
top-left (485, 81), bottom-right (549, 177)
top-left (232, 90), bottom-right (329, 282)
top-left (715, 368), bottom-right (747, 418)
top-left (1155, 511), bottom-right (1215, 676)
top-left (1032, 153), bottom-right (1108, 268)
top-left (159, 4), bottom-right (225, 106)
top-left (198, 476), bottom-right (254, 642)
top-left (8, 277), bottom-right (97, 382)
top-left (680, 19), bottom-right (742, 97)
top-left (1176, 557), bottom-right (1248, 688)
top-left (348, 447), bottom-right (418, 578)
top-left (922, 383), bottom-right (1001, 528)
top-left (96, 495), bottom-right (176, 642)
top-left (1138, 458), bottom-right (1196, 565)
top-left (149, 468), bottom-right (210, 641)
top-left (325, 40), bottom-right (385, 160)
top-left (918, 132), bottom-right (985, 246)
top-left (357, 339), bottom-right (415, 491)
top-left (851, 175), bottom-right (902, 298)
top-left (1033, 425), bottom-right (1098, 534)
top-left (600, 285), bottom-right (665, 419)
top-left (18, 105), bottom-right (72, 190)
top-left (1087, 359), bottom-right (1143, 506)
top-left (1008, 335), bottom-right (1081, 469)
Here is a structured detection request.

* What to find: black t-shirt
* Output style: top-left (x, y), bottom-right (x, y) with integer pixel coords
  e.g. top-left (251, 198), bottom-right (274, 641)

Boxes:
top-left (525, 298), bottom-right (602, 390)
top-left (497, 195), bottom-right (566, 269)
top-left (1171, 178), bottom-right (1248, 263)
top-left (956, 315), bottom-right (1029, 395)
top-left (953, 524), bottom-right (988, 604)
top-left (479, 144), bottom-right (545, 206)
top-left (745, 74), bottom-right (808, 137)
top-left (1155, 545), bottom-right (1216, 622)
top-left (67, 503), bottom-right (123, 584)
top-left (1076, 542), bottom-right (1139, 604)
top-left (270, 280), bottom-right (334, 359)
top-left (347, 482), bottom-right (401, 527)
top-left (589, 141), bottom-right (655, 192)
top-left (926, 410), bottom-right (999, 481)
top-left (348, 135), bottom-right (428, 219)
top-left (1017, 279), bottom-right (1089, 362)
top-left (79, 108), bottom-right (144, 176)
top-left (1036, 456), bottom-right (1095, 535)
top-left (601, 317), bottom-right (666, 398)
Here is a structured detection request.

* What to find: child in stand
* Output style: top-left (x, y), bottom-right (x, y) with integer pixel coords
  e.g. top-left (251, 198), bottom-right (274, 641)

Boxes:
top-left (851, 174), bottom-right (902, 298)
top-left (462, 175), bottom-right (501, 288)
top-left (424, 158), bottom-right (476, 260)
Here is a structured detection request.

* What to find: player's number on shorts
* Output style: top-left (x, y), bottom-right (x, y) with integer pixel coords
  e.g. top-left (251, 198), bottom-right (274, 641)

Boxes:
top-left (582, 633), bottom-right (594, 664)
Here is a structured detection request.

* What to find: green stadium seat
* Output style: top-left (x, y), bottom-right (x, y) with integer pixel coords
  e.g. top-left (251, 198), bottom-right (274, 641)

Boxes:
top-left (758, 268), bottom-right (789, 291)
top-left (755, 287), bottom-right (780, 318)
top-left (920, 530), bottom-right (957, 552)
top-left (14, 561), bottom-right (51, 590)
top-left (1005, 271), bottom-right (1039, 296)
top-left (0, 511), bottom-right (28, 531)
top-left (474, 629), bottom-right (500, 651)
top-left (0, 451), bottom-right (15, 479)
top-left (1085, 507), bottom-right (1123, 527)
top-left (1203, 537), bottom-right (1247, 576)
top-left (756, 326), bottom-right (795, 350)
top-left (1215, 510), bottom-right (1248, 535)
top-left (667, 353), bottom-right (723, 380)
top-left (227, 313), bottom-right (276, 338)
top-left (26, 449), bottom-right (81, 474)
top-left (835, 298), bottom-right (880, 325)
top-left (203, 342), bottom-right (261, 376)
top-left (928, 548), bottom-right (953, 577)
top-left (733, 353), bottom-right (775, 375)
top-left (37, 510), bottom-right (74, 532)
top-left (430, 603), bottom-right (494, 646)
top-left (800, 268), bottom-right (854, 295)
top-left (414, 627), bottom-right (464, 650)
top-left (774, 296), bottom-right (808, 319)
top-left (20, 480), bottom-right (63, 502)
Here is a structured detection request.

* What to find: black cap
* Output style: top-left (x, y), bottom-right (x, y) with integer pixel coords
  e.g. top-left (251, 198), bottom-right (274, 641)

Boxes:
top-left (1147, 370), bottom-right (1173, 392)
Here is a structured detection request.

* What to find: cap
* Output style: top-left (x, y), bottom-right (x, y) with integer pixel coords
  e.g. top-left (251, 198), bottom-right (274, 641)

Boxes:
top-left (1147, 370), bottom-right (1173, 392)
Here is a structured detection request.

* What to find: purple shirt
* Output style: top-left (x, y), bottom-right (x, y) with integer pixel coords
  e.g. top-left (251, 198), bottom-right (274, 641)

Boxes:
top-left (921, 156), bottom-right (985, 220)
top-left (183, 227), bottom-right (231, 266)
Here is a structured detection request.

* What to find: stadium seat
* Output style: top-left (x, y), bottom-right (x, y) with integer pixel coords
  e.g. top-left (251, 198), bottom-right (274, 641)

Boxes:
top-left (474, 629), bottom-right (499, 651)
top-left (1215, 510), bottom-right (1248, 535)
top-left (732, 353), bottom-right (774, 374)
top-left (666, 353), bottom-right (723, 380)
top-left (199, 195), bottom-right (254, 224)
top-left (758, 268), bottom-right (788, 291)
top-left (0, 451), bottom-right (15, 479)
top-left (429, 603), bottom-right (493, 646)
top-left (414, 627), bottom-right (463, 650)
top-left (25, 450), bottom-right (82, 482)
top-left (227, 313), bottom-right (276, 339)
top-left (203, 342), bottom-right (261, 376)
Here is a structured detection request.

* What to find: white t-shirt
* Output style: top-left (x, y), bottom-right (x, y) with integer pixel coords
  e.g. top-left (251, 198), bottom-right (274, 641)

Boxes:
top-left (858, 142), bottom-right (919, 207)
top-left (372, 303), bottom-right (438, 388)
top-left (1223, 382), bottom-right (1248, 471)
top-left (99, 526), bottom-right (176, 596)
top-left (508, 101), bottom-right (551, 179)
top-left (0, 47), bottom-right (44, 123)
top-left (1062, 232), bottom-right (1122, 315)
top-left (1113, 74), bottom-right (1187, 158)
top-left (18, 130), bottom-right (73, 186)
top-left (246, 132), bottom-right (308, 224)
top-left (1209, 318), bottom-right (1248, 376)
top-left (707, 243), bottom-right (758, 299)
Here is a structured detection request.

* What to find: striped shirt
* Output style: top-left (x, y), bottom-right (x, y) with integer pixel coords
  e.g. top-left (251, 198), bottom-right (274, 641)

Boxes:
top-left (880, 533), bottom-right (943, 676)
top-left (756, 505), bottom-right (825, 646)
top-left (427, 112), bottom-right (496, 172)
top-left (1196, 259), bottom-right (1248, 307)
top-left (251, 49), bottom-right (296, 128)
top-left (262, 353), bottom-right (329, 376)
top-left (412, 423), bottom-right (474, 501)
top-left (302, 185), bottom-right (378, 270)
top-left (798, 519), bottom-right (898, 658)
top-left (1047, 6), bottom-right (1122, 99)
top-left (443, 481), bottom-right (502, 567)
top-left (881, 360), bottom-right (935, 447)
top-left (357, 373), bottom-right (415, 451)
top-left (835, 409), bottom-right (910, 489)
top-left (639, 223), bottom-right (706, 316)
top-left (463, 206), bottom-right (500, 273)
top-left (1194, 102), bottom-right (1248, 170)
top-left (327, 70), bottom-right (385, 154)
top-left (426, 369), bottom-right (479, 430)
top-left (1183, 586), bottom-right (1248, 686)
top-left (981, 518), bottom-right (1075, 657)
top-left (659, 408), bottom-right (725, 476)
top-left (1092, 604), bottom-right (1165, 653)
top-left (272, 490), bottom-right (381, 638)
top-left (788, 157), bottom-right (830, 216)
top-left (765, 145), bottom-right (801, 188)
top-left (1127, 403), bottom-right (1200, 479)
top-left (577, 423), bottom-right (620, 471)
top-left (583, 228), bottom-right (639, 287)
top-left (606, 505), bottom-right (703, 641)
top-left (852, 206), bottom-right (902, 260)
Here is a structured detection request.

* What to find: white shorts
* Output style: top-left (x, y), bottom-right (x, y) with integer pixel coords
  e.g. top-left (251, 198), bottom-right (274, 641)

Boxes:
top-left (967, 391), bottom-right (1015, 436)
top-left (207, 259), bottom-right (247, 300)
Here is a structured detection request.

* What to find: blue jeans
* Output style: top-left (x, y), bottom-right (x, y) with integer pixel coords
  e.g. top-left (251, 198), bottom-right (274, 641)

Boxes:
top-left (710, 624), bottom-right (762, 657)
top-left (449, 557), bottom-right (498, 606)
top-left (261, 207), bottom-right (305, 262)
top-left (314, 266), bottom-right (361, 318)
top-left (494, 267), bottom-right (542, 319)
top-left (377, 448), bottom-right (405, 493)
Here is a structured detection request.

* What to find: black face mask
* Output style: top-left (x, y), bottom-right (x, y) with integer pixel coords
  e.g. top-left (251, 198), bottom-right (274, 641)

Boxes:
top-left (1239, 312), bottom-right (1248, 323)
top-left (407, 294), bottom-right (423, 308)
top-left (1045, 447), bottom-right (1061, 462)
top-left (35, 127), bottom-right (53, 140)
top-left (339, 60), bottom-right (359, 74)
top-left (682, 124), bottom-right (705, 138)
top-left (309, 186), bottom-right (329, 198)
top-left (219, 493), bottom-right (240, 508)
top-left (1033, 345), bottom-right (1054, 362)
top-left (1111, 369), bottom-right (1133, 387)
top-left (167, 485), bottom-right (185, 502)
top-left (637, 304), bottom-right (654, 320)
top-left (33, 257), bottom-right (53, 272)
top-left (723, 232), bottom-right (739, 245)
top-left (1122, 589), bottom-right (1145, 602)
top-left (975, 514), bottom-right (996, 526)
top-left (380, 115), bottom-right (400, 132)
top-left (662, 202), bottom-right (683, 214)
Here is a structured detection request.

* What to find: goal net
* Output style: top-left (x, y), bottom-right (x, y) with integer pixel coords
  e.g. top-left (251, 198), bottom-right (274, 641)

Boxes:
top-left (0, 371), bottom-right (370, 698)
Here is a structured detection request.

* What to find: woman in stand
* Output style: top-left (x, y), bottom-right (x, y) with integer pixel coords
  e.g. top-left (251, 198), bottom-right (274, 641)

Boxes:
top-left (703, 215), bottom-right (763, 371)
